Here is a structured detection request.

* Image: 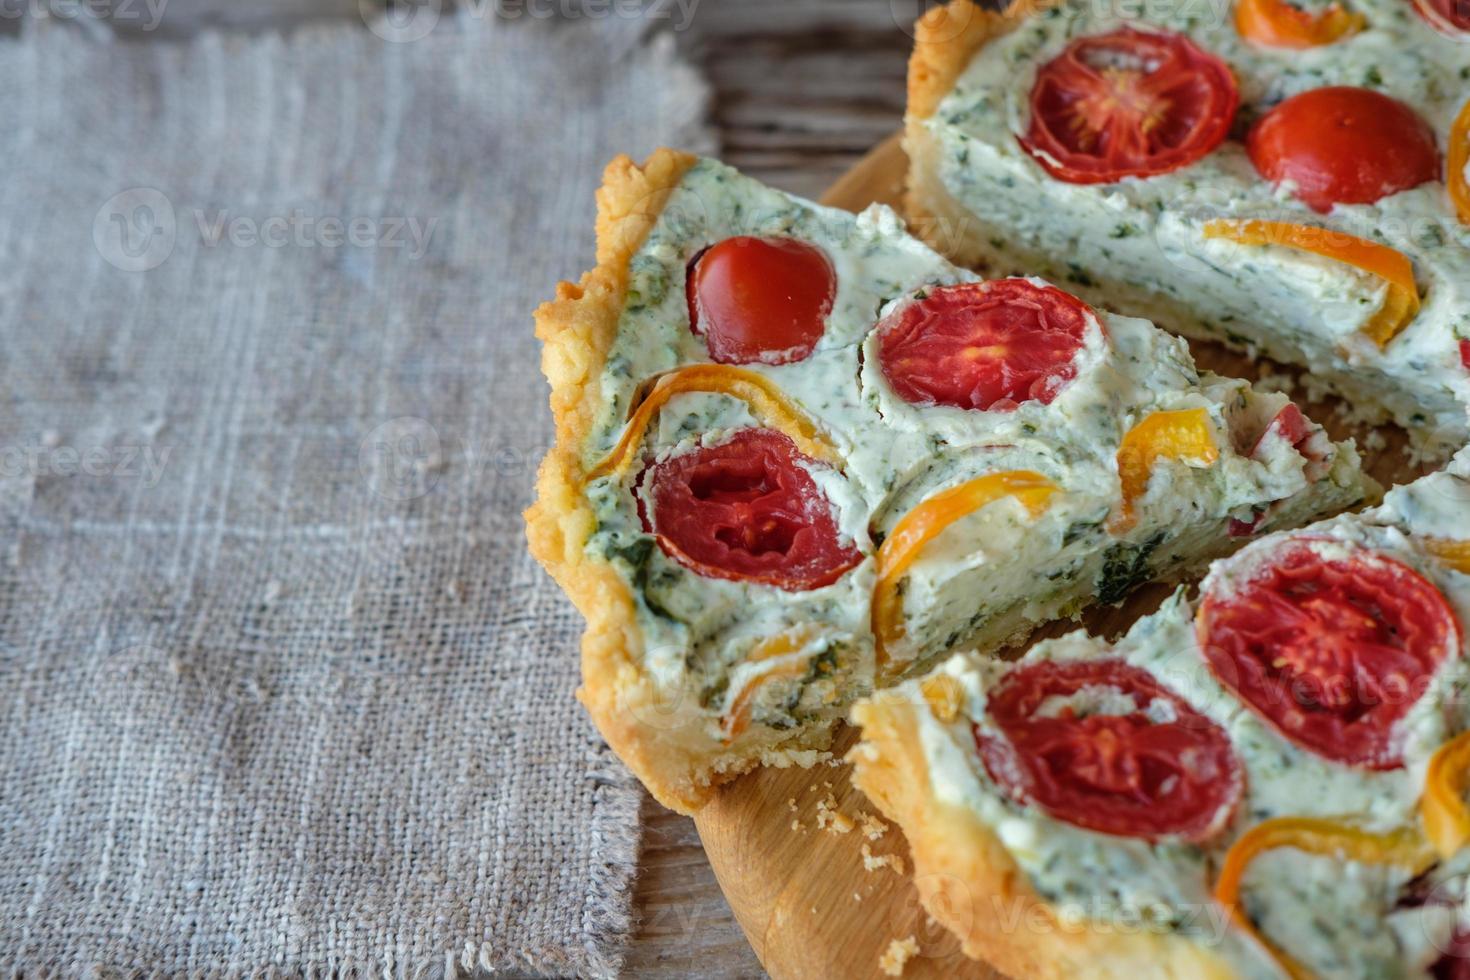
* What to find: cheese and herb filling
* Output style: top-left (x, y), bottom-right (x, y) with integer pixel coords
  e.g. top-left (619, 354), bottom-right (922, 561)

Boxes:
top-left (854, 452), bottom-right (1470, 977)
top-left (564, 155), bottom-right (1372, 798)
top-left (908, 0), bottom-right (1470, 456)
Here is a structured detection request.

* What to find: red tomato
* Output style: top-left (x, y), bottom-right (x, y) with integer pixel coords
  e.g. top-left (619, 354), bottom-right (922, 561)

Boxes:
top-left (1021, 28), bottom-right (1238, 184)
top-left (1460, 338), bottom-right (1470, 370)
top-left (1248, 87), bottom-right (1440, 212)
top-left (1197, 540), bottom-right (1459, 769)
top-left (875, 279), bottom-right (1094, 411)
top-left (1412, 0), bottom-right (1470, 37)
top-left (1432, 926), bottom-right (1470, 979)
top-left (641, 428), bottom-right (861, 590)
top-left (686, 237), bottom-right (836, 365)
top-left (975, 659), bottom-right (1243, 841)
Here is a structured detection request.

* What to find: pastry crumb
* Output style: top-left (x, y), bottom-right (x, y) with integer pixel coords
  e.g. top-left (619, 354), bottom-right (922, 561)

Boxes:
top-left (815, 794), bottom-right (855, 834)
top-left (787, 797), bottom-right (798, 812)
top-left (859, 812), bottom-right (889, 841)
top-left (861, 843), bottom-right (905, 875)
top-left (879, 936), bottom-right (919, 976)
top-left (790, 819), bottom-right (804, 832)
top-left (853, 891), bottom-right (863, 903)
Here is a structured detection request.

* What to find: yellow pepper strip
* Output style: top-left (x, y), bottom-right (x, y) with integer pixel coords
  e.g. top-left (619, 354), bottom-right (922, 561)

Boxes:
top-left (1423, 731), bottom-right (1470, 858)
top-left (1236, 0), bottom-right (1364, 47)
top-left (1111, 408), bottom-right (1219, 534)
top-left (1451, 99), bottom-right (1470, 227)
top-left (1215, 817), bottom-right (1436, 979)
top-left (1424, 537), bottom-right (1470, 573)
top-left (1204, 219), bottom-right (1420, 347)
top-left (871, 471), bottom-right (1058, 669)
top-left (721, 627), bottom-right (823, 740)
top-left (585, 364), bottom-right (838, 482)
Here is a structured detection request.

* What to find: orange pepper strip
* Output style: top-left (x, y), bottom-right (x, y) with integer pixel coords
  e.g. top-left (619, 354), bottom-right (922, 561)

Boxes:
top-left (871, 471), bottom-right (1058, 668)
top-left (1215, 817), bottom-right (1436, 979)
top-left (1203, 219), bottom-right (1420, 347)
top-left (1235, 0), bottom-right (1364, 47)
top-left (1111, 408), bottom-right (1219, 534)
top-left (1424, 537), bottom-right (1470, 573)
top-left (1423, 730), bottom-right (1470, 858)
top-left (721, 627), bottom-right (823, 740)
top-left (585, 364), bottom-right (838, 482)
top-left (1451, 98), bottom-right (1470, 227)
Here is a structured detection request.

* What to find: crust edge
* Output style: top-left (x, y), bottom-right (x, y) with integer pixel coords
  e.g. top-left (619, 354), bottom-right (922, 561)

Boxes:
top-left (907, 0), bottom-right (1039, 121)
top-left (848, 694), bottom-right (1243, 980)
top-left (524, 149), bottom-right (722, 815)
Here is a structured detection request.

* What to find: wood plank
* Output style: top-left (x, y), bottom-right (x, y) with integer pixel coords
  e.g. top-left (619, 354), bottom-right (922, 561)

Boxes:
top-left (627, 795), bottom-right (767, 978)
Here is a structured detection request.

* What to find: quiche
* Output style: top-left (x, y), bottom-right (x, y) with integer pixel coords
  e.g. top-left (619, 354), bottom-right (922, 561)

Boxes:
top-left (526, 149), bottom-right (1372, 814)
top-left (904, 0), bottom-right (1470, 457)
top-left (852, 453), bottom-right (1470, 977)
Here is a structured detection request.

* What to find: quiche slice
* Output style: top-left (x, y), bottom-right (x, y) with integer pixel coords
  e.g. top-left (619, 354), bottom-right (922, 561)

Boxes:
top-left (851, 453), bottom-right (1470, 978)
top-left (904, 0), bottom-right (1470, 457)
top-left (526, 150), bottom-right (1374, 814)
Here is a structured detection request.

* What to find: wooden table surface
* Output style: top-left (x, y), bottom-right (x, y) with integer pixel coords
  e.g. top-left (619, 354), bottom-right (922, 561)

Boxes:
top-left (99, 2), bottom-right (918, 975)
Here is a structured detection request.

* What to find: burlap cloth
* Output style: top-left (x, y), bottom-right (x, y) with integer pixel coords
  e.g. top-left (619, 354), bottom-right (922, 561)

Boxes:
top-left (0, 10), bottom-right (711, 978)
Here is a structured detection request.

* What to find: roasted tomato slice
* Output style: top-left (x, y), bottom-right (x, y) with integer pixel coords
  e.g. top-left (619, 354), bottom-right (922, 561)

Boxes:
top-left (875, 279), bottom-right (1094, 411)
top-left (975, 659), bottom-right (1243, 841)
top-left (1413, 0), bottom-right (1470, 37)
top-left (686, 236), bottom-right (836, 365)
top-left (641, 428), bottom-right (861, 590)
top-left (1248, 87), bottom-right (1440, 213)
top-left (1198, 540), bottom-right (1459, 769)
top-left (1021, 28), bottom-right (1238, 184)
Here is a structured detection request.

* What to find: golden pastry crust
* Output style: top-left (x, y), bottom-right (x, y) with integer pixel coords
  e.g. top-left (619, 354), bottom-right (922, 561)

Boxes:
top-left (524, 149), bottom-right (719, 814)
top-left (848, 694), bottom-right (1242, 980)
top-left (907, 0), bottom-right (1038, 121)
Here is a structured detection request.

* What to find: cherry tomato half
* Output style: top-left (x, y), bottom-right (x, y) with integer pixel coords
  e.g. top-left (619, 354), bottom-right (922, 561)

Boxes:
top-left (1021, 28), bottom-right (1239, 184)
top-left (1248, 87), bottom-right (1440, 213)
top-left (1412, 0), bottom-right (1470, 37)
top-left (1197, 540), bottom-right (1459, 769)
top-left (641, 428), bottom-right (861, 591)
top-left (875, 279), bottom-right (1094, 411)
top-left (976, 659), bottom-right (1243, 841)
top-left (686, 236), bottom-right (836, 365)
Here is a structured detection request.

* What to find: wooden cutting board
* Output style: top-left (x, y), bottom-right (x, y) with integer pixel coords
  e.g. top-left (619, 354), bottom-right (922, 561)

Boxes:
top-left (690, 133), bottom-right (1432, 980)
